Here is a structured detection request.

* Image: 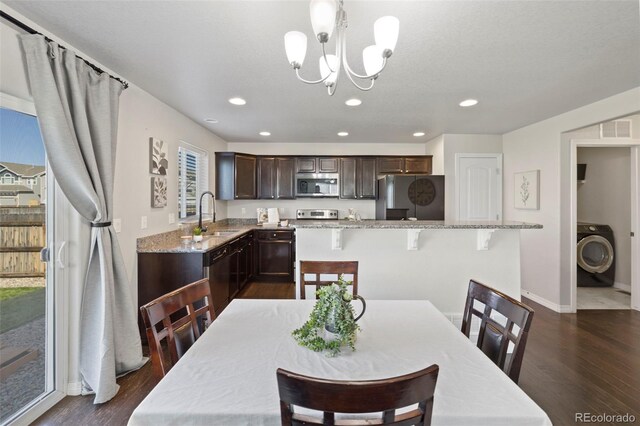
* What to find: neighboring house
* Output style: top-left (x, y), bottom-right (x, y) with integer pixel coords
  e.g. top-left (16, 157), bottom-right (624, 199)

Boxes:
top-left (0, 161), bottom-right (46, 205)
top-left (0, 184), bottom-right (40, 206)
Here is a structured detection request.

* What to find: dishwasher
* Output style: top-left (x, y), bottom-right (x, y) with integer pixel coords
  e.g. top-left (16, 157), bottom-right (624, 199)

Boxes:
top-left (205, 245), bottom-right (231, 314)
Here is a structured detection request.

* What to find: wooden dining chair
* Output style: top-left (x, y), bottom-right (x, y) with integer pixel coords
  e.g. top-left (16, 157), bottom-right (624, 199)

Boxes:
top-left (299, 260), bottom-right (358, 299)
top-left (140, 278), bottom-right (216, 379)
top-left (276, 365), bottom-right (439, 426)
top-left (461, 279), bottom-right (534, 383)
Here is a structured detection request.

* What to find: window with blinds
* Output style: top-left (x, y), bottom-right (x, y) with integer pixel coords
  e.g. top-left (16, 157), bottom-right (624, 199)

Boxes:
top-left (178, 144), bottom-right (209, 219)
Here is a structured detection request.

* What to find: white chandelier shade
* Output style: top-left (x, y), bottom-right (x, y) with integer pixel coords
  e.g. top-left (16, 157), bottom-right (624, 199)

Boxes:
top-left (319, 54), bottom-right (339, 87)
top-left (284, 31), bottom-right (308, 67)
top-left (284, 0), bottom-right (399, 96)
top-left (310, 0), bottom-right (337, 41)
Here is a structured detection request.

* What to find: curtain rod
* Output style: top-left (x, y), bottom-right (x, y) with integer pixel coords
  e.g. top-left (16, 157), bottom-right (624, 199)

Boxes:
top-left (0, 10), bottom-right (129, 89)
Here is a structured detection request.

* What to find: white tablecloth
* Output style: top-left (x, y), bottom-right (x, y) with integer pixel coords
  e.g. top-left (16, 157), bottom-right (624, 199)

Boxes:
top-left (128, 299), bottom-right (551, 426)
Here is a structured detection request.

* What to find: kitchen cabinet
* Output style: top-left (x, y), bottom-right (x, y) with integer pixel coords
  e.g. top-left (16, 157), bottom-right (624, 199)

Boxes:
top-left (296, 157), bottom-right (339, 173)
top-left (215, 152), bottom-right (257, 200)
top-left (257, 157), bottom-right (276, 199)
top-left (254, 230), bottom-right (295, 281)
top-left (296, 157), bottom-right (316, 173)
top-left (137, 231), bottom-right (256, 340)
top-left (377, 156), bottom-right (432, 175)
top-left (358, 157), bottom-right (378, 199)
top-left (405, 157), bottom-right (432, 174)
top-left (258, 157), bottom-right (295, 199)
top-left (339, 157), bottom-right (377, 199)
top-left (276, 157), bottom-right (296, 199)
top-left (377, 157), bottom-right (405, 174)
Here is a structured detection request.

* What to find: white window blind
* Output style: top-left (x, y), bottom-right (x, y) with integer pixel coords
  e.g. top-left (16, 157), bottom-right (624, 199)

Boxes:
top-left (178, 143), bottom-right (209, 219)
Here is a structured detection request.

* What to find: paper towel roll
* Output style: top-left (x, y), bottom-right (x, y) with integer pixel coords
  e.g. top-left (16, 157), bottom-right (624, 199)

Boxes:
top-left (268, 208), bottom-right (280, 224)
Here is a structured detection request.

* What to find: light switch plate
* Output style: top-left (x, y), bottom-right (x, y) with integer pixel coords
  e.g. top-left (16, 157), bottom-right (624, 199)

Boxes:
top-left (113, 218), bottom-right (122, 233)
top-left (168, 213), bottom-right (175, 224)
top-left (241, 208), bottom-right (246, 217)
top-left (141, 215), bottom-right (148, 230)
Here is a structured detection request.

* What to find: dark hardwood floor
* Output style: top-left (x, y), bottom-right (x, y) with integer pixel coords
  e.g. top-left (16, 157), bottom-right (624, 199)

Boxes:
top-left (32, 283), bottom-right (639, 426)
top-left (518, 299), bottom-right (640, 425)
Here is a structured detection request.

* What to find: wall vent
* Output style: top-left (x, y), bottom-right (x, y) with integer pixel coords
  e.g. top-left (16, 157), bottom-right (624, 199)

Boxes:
top-left (600, 120), bottom-right (632, 138)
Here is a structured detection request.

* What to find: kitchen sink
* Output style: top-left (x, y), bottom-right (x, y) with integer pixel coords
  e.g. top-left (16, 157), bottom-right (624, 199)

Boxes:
top-left (206, 230), bottom-right (240, 237)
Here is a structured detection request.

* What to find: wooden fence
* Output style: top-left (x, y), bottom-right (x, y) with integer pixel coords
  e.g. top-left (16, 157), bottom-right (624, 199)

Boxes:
top-left (0, 206), bottom-right (46, 278)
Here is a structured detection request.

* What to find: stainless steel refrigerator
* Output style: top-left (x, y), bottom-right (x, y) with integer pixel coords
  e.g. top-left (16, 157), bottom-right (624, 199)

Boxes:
top-left (376, 175), bottom-right (445, 220)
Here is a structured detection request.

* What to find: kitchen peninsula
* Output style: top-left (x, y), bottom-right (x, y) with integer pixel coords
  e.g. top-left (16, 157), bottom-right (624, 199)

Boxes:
top-left (293, 219), bottom-right (542, 324)
top-left (137, 218), bottom-right (541, 332)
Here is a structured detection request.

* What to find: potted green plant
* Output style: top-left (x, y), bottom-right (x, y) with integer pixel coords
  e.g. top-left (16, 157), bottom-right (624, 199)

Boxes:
top-left (192, 226), bottom-right (203, 242)
top-left (292, 277), bottom-right (366, 356)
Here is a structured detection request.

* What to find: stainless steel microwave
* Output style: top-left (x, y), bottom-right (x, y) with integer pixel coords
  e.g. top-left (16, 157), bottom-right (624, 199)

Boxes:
top-left (295, 173), bottom-right (339, 198)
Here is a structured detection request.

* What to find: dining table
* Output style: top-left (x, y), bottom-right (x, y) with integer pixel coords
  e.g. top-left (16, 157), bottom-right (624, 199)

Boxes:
top-left (128, 299), bottom-right (552, 426)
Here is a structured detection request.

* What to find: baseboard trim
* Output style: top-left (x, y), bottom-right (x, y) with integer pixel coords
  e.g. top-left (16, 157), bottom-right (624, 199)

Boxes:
top-left (67, 381), bottom-right (82, 396)
top-left (613, 282), bottom-right (632, 292)
top-left (522, 290), bottom-right (573, 313)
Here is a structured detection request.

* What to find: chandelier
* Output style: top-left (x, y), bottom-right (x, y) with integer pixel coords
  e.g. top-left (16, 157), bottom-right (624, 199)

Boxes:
top-left (284, 0), bottom-right (399, 96)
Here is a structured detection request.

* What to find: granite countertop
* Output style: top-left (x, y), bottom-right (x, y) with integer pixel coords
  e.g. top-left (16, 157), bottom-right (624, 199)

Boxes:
top-left (289, 219), bottom-right (543, 230)
top-left (136, 219), bottom-right (294, 254)
top-left (137, 218), bottom-right (542, 254)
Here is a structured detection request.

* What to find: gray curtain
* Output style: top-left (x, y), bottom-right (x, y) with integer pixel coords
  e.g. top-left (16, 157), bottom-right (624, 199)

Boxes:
top-left (20, 35), bottom-right (146, 403)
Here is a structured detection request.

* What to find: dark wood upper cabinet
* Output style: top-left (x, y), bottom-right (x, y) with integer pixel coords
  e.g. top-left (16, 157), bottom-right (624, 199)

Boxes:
top-left (216, 152), bottom-right (257, 200)
top-left (318, 157), bottom-right (339, 173)
top-left (377, 157), bottom-right (405, 174)
top-left (218, 152), bottom-right (431, 200)
top-left (405, 157), bottom-right (432, 174)
top-left (235, 154), bottom-right (257, 199)
top-left (339, 158), bottom-right (357, 199)
top-left (377, 156), bottom-right (432, 175)
top-left (276, 158), bottom-right (296, 199)
top-left (258, 157), bottom-right (276, 199)
top-left (340, 157), bottom-right (377, 199)
top-left (296, 157), bottom-right (316, 173)
top-left (259, 157), bottom-right (295, 199)
top-left (296, 157), bottom-right (339, 173)
top-left (358, 157), bottom-right (378, 199)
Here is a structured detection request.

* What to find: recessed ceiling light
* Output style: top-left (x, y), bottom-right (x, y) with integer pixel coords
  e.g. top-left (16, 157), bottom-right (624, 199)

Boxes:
top-left (413, 132), bottom-right (426, 137)
top-left (204, 118), bottom-right (218, 124)
top-left (259, 131), bottom-right (271, 136)
top-left (337, 131), bottom-right (349, 137)
top-left (345, 98), bottom-right (362, 106)
top-left (459, 99), bottom-right (478, 107)
top-left (228, 97), bottom-right (247, 105)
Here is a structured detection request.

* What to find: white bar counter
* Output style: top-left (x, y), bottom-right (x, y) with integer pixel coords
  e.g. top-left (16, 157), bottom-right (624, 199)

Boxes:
top-left (292, 220), bottom-right (542, 322)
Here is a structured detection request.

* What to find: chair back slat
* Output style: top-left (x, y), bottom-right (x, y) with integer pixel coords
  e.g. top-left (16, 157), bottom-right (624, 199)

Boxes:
top-left (277, 365), bottom-right (439, 426)
top-left (461, 279), bottom-right (534, 383)
top-left (140, 278), bottom-right (216, 379)
top-left (299, 260), bottom-right (359, 299)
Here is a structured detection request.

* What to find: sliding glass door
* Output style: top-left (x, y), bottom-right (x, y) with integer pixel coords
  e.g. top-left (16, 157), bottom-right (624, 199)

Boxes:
top-left (0, 96), bottom-right (62, 424)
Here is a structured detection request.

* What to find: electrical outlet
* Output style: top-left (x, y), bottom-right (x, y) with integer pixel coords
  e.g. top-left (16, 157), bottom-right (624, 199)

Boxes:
top-left (113, 218), bottom-right (122, 233)
top-left (168, 213), bottom-right (175, 224)
top-left (241, 208), bottom-right (246, 217)
top-left (141, 215), bottom-right (148, 230)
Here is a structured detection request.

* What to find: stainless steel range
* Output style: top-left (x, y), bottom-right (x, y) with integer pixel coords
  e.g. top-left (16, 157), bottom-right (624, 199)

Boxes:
top-left (296, 209), bottom-right (339, 220)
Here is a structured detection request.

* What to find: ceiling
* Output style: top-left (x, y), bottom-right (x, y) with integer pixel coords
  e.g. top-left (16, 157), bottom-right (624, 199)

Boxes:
top-left (4, 1), bottom-right (640, 143)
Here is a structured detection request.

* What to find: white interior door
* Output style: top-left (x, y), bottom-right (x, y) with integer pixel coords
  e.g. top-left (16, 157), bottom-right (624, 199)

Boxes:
top-left (455, 154), bottom-right (503, 221)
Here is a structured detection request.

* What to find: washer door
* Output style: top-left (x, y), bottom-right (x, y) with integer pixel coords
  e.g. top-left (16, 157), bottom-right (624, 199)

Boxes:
top-left (577, 235), bottom-right (614, 273)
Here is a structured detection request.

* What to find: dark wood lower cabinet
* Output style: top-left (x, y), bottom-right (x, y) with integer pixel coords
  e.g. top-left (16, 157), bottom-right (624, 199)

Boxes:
top-left (137, 231), bottom-right (257, 341)
top-left (254, 230), bottom-right (295, 282)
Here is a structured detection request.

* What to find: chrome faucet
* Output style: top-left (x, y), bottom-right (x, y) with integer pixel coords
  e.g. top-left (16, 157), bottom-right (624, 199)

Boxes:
top-left (198, 191), bottom-right (216, 233)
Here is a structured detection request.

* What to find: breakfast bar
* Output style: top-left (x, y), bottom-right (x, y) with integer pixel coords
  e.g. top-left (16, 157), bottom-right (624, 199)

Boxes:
top-left (293, 220), bottom-right (542, 320)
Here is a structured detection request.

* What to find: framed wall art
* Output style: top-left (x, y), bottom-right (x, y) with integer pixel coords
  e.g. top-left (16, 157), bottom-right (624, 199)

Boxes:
top-left (514, 170), bottom-right (539, 210)
top-left (151, 177), bottom-right (167, 208)
top-left (150, 137), bottom-right (168, 175)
